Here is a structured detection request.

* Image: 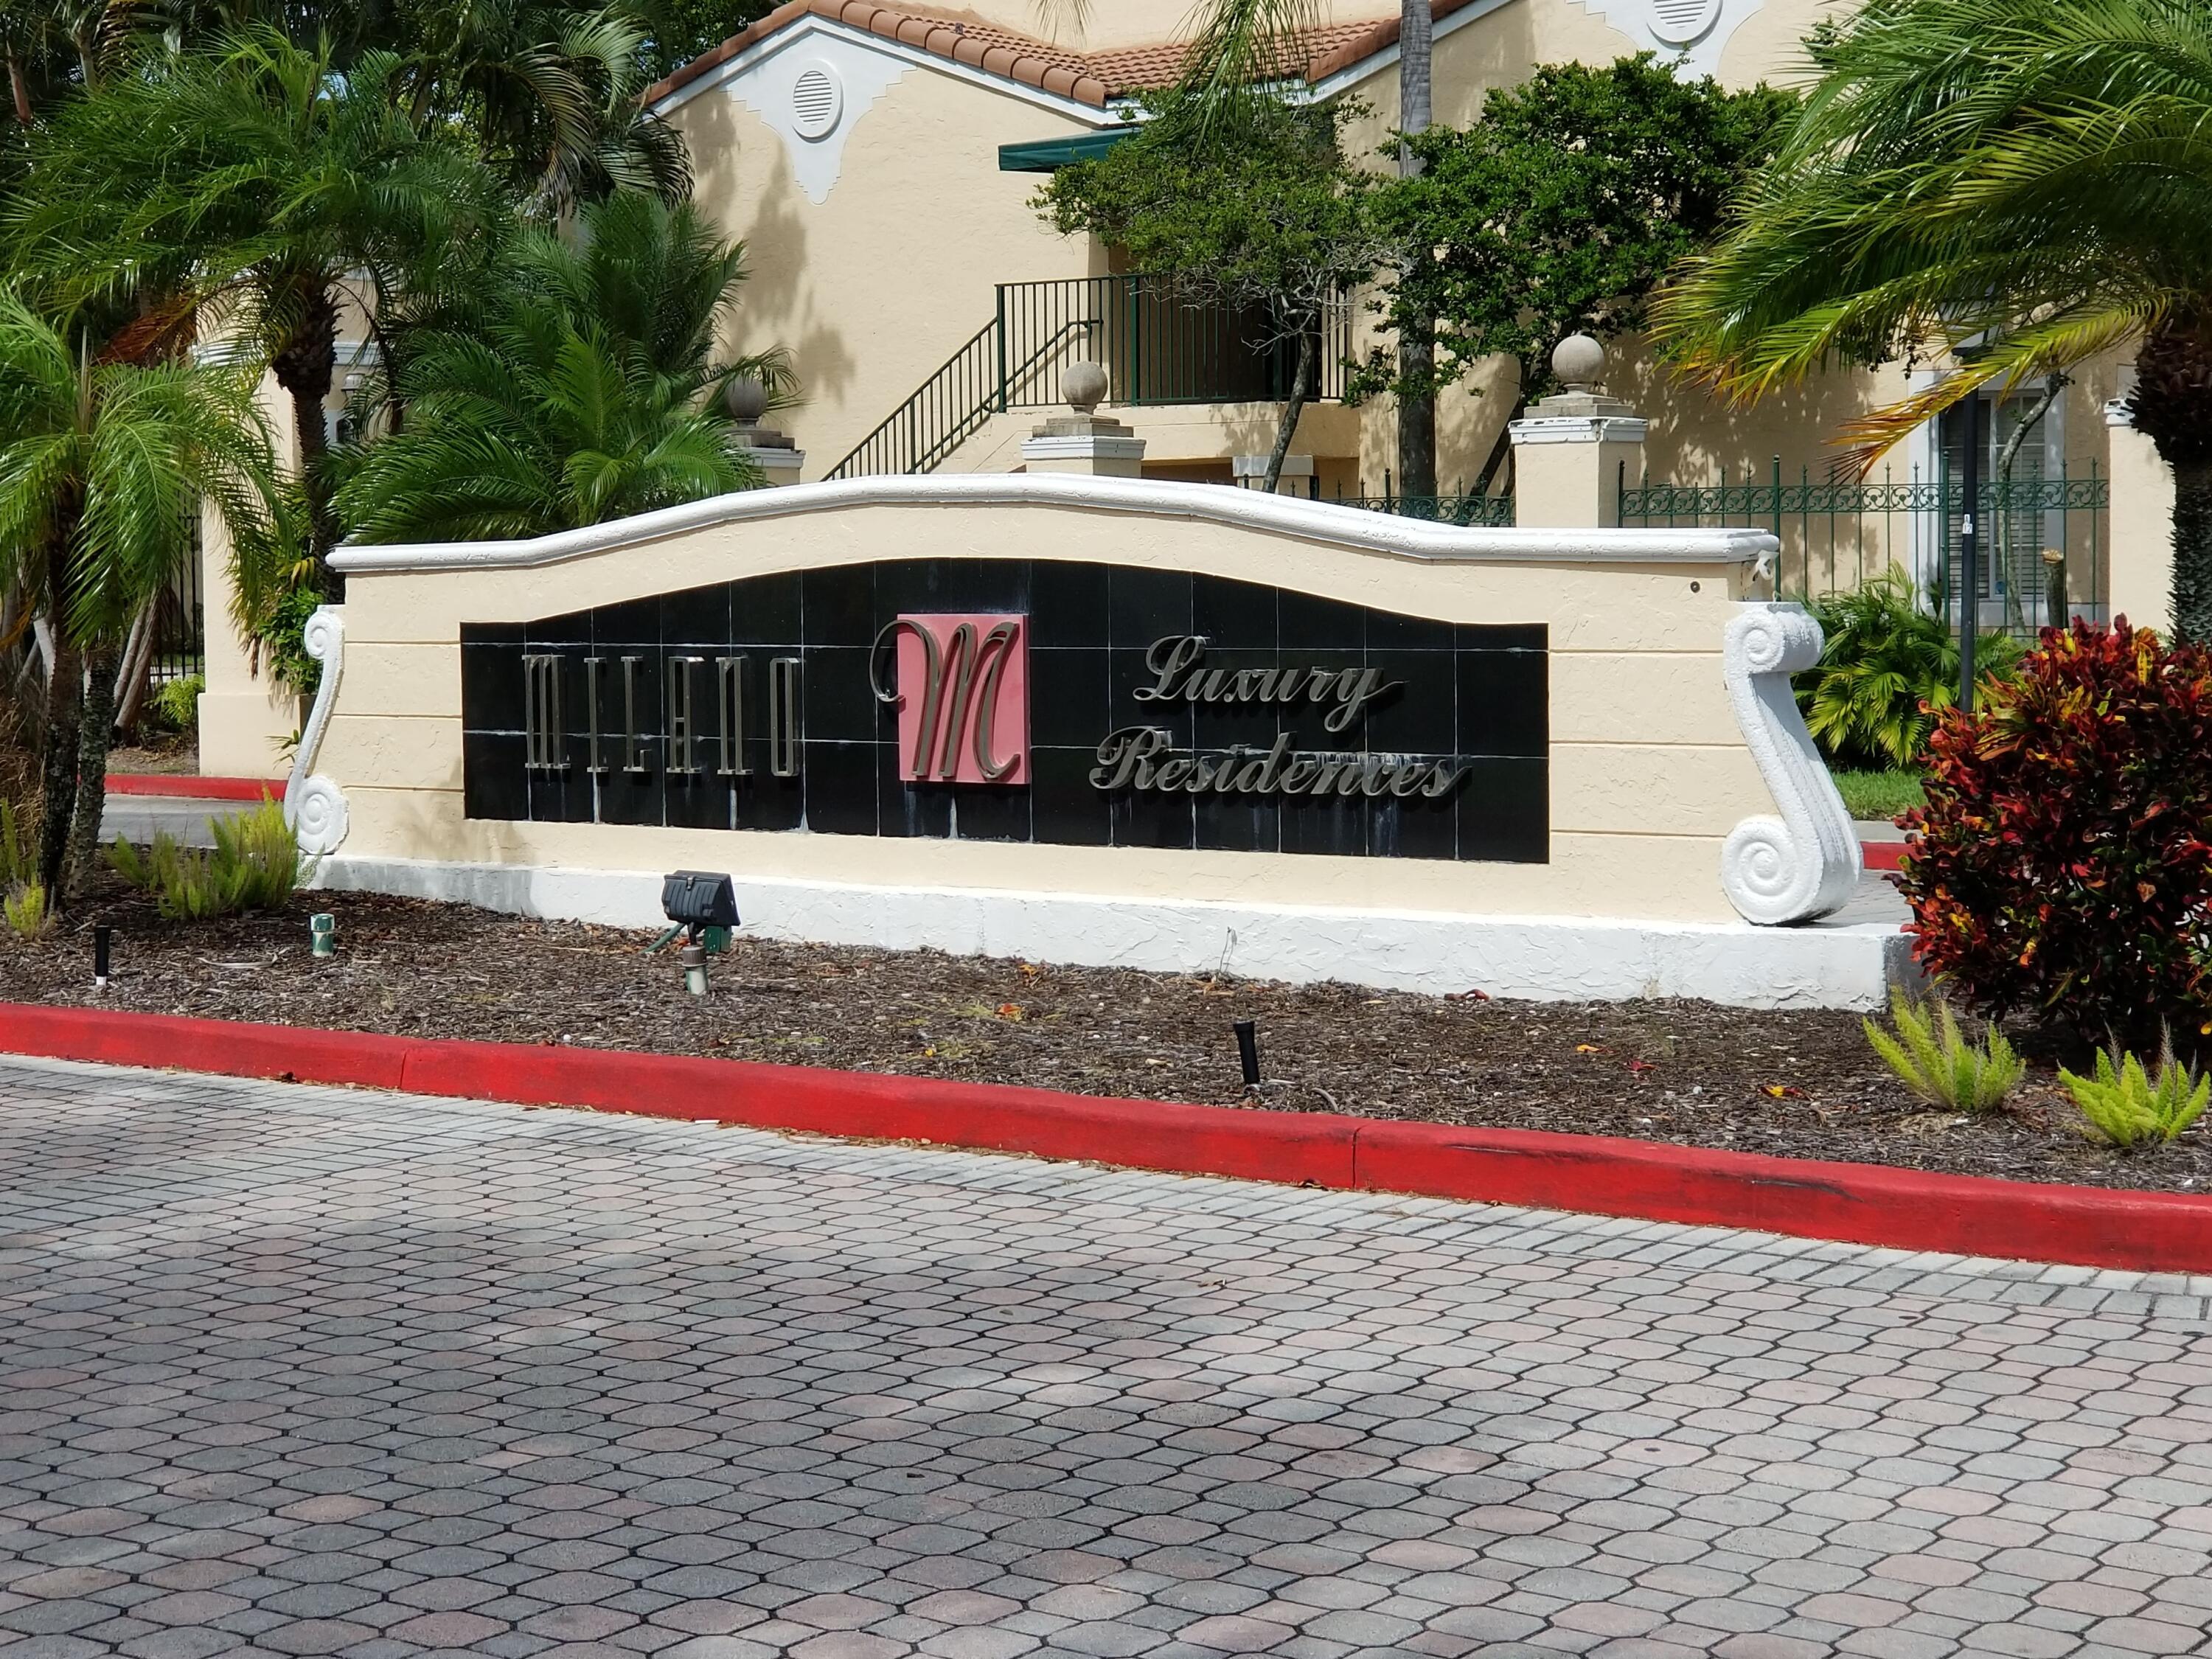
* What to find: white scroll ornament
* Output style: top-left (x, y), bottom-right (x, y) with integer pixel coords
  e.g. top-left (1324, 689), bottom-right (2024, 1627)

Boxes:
top-left (283, 605), bottom-right (350, 857)
top-left (1721, 602), bottom-right (1860, 925)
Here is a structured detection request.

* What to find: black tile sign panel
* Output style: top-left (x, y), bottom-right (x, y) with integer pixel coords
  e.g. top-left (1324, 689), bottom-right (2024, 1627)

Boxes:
top-left (459, 560), bottom-right (1548, 862)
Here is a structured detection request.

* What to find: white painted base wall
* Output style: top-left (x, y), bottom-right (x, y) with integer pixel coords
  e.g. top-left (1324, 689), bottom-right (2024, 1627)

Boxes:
top-left (313, 856), bottom-right (1916, 1011)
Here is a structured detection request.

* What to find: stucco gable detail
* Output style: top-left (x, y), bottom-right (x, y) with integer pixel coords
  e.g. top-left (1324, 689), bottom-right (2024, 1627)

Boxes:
top-left (724, 28), bottom-right (913, 205)
top-left (1574, 0), bottom-right (1768, 75)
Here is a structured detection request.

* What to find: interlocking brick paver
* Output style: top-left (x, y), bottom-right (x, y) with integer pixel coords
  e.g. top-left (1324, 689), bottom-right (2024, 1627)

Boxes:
top-left (1, 1056), bottom-right (2210, 1658)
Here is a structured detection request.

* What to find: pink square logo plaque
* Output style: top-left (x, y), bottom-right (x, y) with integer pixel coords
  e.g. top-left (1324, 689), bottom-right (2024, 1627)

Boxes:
top-left (871, 614), bottom-right (1030, 785)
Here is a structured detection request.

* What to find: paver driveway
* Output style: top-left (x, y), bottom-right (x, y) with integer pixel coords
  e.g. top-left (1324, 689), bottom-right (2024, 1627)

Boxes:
top-left (2, 1056), bottom-right (2211, 1659)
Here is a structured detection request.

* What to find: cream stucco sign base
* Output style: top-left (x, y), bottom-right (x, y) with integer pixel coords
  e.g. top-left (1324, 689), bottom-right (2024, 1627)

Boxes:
top-left (305, 476), bottom-right (1892, 1008)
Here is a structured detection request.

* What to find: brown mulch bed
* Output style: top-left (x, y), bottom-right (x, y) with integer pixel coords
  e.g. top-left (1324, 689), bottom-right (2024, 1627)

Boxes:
top-left (4, 878), bottom-right (2206, 1196)
top-left (104, 737), bottom-right (198, 776)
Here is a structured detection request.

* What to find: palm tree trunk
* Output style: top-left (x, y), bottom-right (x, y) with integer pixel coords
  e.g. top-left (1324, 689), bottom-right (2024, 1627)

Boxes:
top-left (111, 599), bottom-right (159, 735)
top-left (1394, 0), bottom-right (1438, 503)
top-left (270, 288), bottom-right (342, 570)
top-left (2172, 454), bottom-right (2212, 644)
top-left (1263, 321), bottom-right (1318, 495)
top-left (36, 636), bottom-right (79, 897)
top-left (65, 639), bottom-right (120, 902)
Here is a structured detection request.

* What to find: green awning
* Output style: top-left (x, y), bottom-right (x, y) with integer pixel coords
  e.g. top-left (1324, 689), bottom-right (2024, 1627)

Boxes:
top-left (998, 128), bottom-right (1139, 172)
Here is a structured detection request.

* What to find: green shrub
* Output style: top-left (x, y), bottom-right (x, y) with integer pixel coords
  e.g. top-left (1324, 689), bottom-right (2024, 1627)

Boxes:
top-left (148, 672), bottom-right (205, 733)
top-left (1798, 565), bottom-right (2021, 768)
top-left (1898, 621), bottom-right (2212, 1046)
top-left (1863, 987), bottom-right (2024, 1113)
top-left (108, 797), bottom-right (305, 921)
top-left (1832, 768), bottom-right (1925, 824)
top-left (2060, 1041), bottom-right (2211, 1148)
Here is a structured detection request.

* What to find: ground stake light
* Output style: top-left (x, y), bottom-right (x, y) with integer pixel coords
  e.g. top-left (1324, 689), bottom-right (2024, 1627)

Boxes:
top-left (661, 871), bottom-right (740, 998)
top-left (93, 925), bottom-right (111, 989)
top-left (1234, 1019), bottom-right (1262, 1092)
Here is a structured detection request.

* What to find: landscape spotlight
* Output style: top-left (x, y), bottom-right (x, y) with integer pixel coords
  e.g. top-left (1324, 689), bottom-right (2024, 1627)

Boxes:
top-left (94, 925), bottom-right (112, 989)
top-left (1234, 1019), bottom-right (1261, 1092)
top-left (661, 872), bottom-right (740, 998)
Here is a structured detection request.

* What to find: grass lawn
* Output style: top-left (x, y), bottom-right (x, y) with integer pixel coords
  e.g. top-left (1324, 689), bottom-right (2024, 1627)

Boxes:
top-left (1834, 768), bottom-right (1925, 824)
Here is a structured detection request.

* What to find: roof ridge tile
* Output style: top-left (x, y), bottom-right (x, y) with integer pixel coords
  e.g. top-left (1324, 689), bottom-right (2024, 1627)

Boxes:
top-left (642, 0), bottom-right (1405, 114)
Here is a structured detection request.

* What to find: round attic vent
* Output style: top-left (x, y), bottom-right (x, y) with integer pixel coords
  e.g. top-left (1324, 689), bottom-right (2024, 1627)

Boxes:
top-left (790, 64), bottom-right (843, 140)
top-left (1646, 0), bottom-right (1720, 43)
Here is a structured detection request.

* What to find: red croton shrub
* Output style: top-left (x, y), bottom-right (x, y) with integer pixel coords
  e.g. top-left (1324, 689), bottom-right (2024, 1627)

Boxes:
top-left (1898, 619), bottom-right (2212, 1046)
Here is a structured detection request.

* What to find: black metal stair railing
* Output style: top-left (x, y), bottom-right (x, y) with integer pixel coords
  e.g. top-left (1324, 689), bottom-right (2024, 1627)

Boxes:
top-left (824, 276), bottom-right (1353, 481)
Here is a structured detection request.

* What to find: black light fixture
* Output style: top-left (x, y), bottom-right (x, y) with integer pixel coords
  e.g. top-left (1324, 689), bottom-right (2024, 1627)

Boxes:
top-left (1233, 1019), bottom-right (1261, 1092)
top-left (93, 925), bottom-right (112, 989)
top-left (661, 872), bottom-right (740, 997)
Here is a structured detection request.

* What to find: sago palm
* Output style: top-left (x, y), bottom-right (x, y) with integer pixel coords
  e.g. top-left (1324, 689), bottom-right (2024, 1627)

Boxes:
top-left (334, 322), bottom-right (759, 541)
top-left (336, 190), bottom-right (780, 541)
top-left (0, 296), bottom-right (279, 903)
top-left (1655, 0), bottom-right (2212, 636)
top-left (4, 27), bottom-right (509, 564)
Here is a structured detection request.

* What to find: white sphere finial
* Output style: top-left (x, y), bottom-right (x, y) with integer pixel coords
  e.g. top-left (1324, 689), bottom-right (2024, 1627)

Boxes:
top-left (1063, 361), bottom-right (1109, 415)
top-left (1553, 333), bottom-right (1606, 393)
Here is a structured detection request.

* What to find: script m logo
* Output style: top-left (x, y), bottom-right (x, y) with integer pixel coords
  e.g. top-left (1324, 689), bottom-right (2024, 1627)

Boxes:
top-left (870, 613), bottom-right (1030, 785)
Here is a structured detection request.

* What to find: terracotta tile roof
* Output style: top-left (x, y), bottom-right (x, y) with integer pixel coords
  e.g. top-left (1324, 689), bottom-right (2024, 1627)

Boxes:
top-left (643, 1), bottom-right (1419, 111)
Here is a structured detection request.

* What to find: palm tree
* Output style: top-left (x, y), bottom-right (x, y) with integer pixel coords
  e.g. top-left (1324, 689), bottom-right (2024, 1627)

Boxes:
top-left (334, 192), bottom-right (784, 541)
top-left (4, 27), bottom-right (509, 566)
top-left (1655, 0), bottom-right (2212, 637)
top-left (390, 0), bottom-right (690, 213)
top-left (0, 296), bottom-right (279, 903)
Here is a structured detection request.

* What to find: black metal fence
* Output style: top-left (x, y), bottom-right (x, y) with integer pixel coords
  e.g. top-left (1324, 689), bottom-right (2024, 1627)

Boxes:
top-left (1335, 490), bottom-right (1515, 527)
top-left (150, 538), bottom-right (204, 686)
top-left (1617, 456), bottom-right (2110, 639)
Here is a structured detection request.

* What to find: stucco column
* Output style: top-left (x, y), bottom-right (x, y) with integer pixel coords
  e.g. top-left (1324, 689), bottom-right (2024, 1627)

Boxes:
top-left (2105, 397), bottom-right (2174, 636)
top-left (1021, 363), bottom-right (1146, 479)
top-left (1509, 335), bottom-right (1647, 530)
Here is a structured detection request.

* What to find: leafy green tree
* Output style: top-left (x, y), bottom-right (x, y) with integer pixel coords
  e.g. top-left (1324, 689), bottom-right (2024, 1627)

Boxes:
top-left (1048, 0), bottom-right (1441, 491)
top-left (629, 0), bottom-right (770, 85)
top-left (1364, 55), bottom-right (1794, 493)
top-left (1655, 0), bottom-right (2212, 637)
top-left (0, 296), bottom-right (279, 903)
top-left (4, 27), bottom-right (509, 566)
top-left (335, 191), bottom-right (782, 541)
top-left (1035, 88), bottom-right (1382, 494)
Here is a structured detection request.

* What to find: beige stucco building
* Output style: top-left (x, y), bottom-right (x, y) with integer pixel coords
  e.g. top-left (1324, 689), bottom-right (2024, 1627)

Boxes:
top-left (644, 0), bottom-right (2137, 511)
top-left (197, 0), bottom-right (2169, 776)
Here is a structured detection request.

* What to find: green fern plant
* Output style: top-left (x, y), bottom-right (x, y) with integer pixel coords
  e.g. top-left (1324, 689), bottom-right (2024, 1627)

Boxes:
top-left (2060, 1040), bottom-right (2212, 1149)
top-left (1863, 987), bottom-right (2024, 1113)
top-left (3, 881), bottom-right (52, 940)
top-left (148, 672), bottom-right (205, 732)
top-left (108, 798), bottom-right (305, 921)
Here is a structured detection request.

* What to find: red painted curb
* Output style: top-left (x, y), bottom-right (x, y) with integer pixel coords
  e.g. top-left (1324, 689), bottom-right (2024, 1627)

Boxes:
top-left (3, 1004), bottom-right (2208, 1276)
top-left (1860, 839), bottom-right (1908, 873)
top-left (104, 776), bottom-right (287, 801)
